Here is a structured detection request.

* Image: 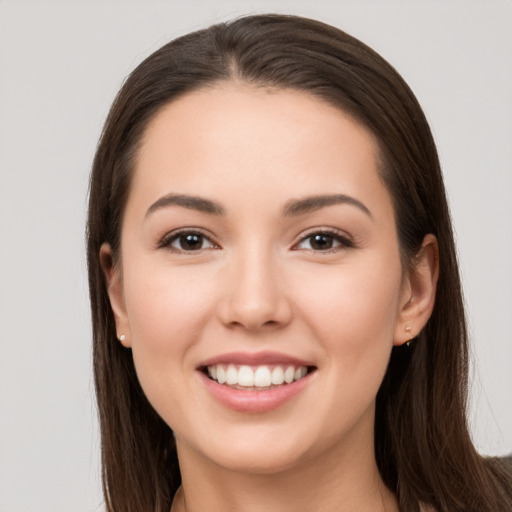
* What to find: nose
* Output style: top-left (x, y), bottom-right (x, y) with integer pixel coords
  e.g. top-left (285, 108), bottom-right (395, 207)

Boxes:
top-left (216, 246), bottom-right (292, 331)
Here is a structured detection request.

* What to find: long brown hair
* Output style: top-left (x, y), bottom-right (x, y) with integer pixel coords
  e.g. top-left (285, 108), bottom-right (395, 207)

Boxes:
top-left (87, 14), bottom-right (512, 512)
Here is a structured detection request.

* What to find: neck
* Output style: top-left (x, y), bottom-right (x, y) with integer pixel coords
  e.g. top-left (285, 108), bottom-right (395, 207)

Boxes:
top-left (171, 429), bottom-right (398, 512)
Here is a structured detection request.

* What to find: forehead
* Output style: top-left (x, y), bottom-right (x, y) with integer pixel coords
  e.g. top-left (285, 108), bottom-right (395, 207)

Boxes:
top-left (130, 84), bottom-right (392, 220)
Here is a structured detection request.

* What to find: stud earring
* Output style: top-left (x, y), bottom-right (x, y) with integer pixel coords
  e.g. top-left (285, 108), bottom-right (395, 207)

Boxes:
top-left (405, 326), bottom-right (413, 347)
top-left (119, 334), bottom-right (126, 342)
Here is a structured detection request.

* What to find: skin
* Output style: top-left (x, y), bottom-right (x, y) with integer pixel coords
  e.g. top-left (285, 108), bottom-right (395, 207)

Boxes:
top-left (101, 84), bottom-right (439, 512)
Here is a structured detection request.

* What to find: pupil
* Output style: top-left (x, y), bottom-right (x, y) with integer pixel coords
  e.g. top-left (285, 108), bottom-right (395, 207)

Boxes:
top-left (311, 234), bottom-right (333, 250)
top-left (181, 234), bottom-right (202, 250)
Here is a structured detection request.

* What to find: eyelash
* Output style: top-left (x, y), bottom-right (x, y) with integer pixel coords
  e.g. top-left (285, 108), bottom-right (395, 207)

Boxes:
top-left (158, 229), bottom-right (219, 253)
top-left (292, 229), bottom-right (355, 253)
top-left (158, 228), bottom-right (354, 253)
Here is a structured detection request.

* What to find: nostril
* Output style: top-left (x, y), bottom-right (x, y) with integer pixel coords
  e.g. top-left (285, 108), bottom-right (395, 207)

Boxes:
top-left (216, 285), bottom-right (293, 331)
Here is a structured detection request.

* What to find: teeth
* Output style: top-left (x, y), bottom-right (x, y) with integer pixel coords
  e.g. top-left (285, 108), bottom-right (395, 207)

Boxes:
top-left (238, 365), bottom-right (255, 387)
top-left (295, 367), bottom-right (307, 380)
top-left (284, 366), bottom-right (295, 384)
top-left (206, 364), bottom-right (309, 388)
top-left (271, 366), bottom-right (285, 385)
top-left (226, 364), bottom-right (237, 385)
top-left (217, 365), bottom-right (226, 384)
top-left (254, 366), bottom-right (272, 387)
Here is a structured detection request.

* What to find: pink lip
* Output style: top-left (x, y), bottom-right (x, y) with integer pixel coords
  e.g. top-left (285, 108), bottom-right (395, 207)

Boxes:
top-left (199, 351), bottom-right (313, 368)
top-left (197, 351), bottom-right (316, 413)
top-left (200, 373), bottom-right (313, 413)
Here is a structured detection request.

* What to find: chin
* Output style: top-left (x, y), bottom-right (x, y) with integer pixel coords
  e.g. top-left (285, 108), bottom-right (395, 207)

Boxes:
top-left (206, 445), bottom-right (310, 476)
top-left (179, 422), bottom-right (334, 477)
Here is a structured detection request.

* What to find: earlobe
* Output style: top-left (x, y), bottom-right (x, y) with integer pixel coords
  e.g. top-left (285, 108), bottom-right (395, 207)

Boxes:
top-left (99, 243), bottom-right (131, 348)
top-left (394, 234), bottom-right (439, 346)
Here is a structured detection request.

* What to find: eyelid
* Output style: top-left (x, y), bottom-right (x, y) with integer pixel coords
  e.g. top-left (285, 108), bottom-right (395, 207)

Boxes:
top-left (292, 227), bottom-right (355, 252)
top-left (156, 226), bottom-right (354, 253)
top-left (157, 227), bottom-right (220, 252)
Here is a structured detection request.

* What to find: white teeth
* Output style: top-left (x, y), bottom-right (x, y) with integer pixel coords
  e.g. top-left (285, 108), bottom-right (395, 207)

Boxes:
top-left (271, 366), bottom-right (285, 385)
top-left (238, 365), bottom-right (254, 386)
top-left (207, 363), bottom-right (309, 388)
top-left (254, 366), bottom-right (272, 387)
top-left (284, 366), bottom-right (295, 384)
top-left (217, 365), bottom-right (226, 384)
top-left (226, 364), bottom-right (238, 385)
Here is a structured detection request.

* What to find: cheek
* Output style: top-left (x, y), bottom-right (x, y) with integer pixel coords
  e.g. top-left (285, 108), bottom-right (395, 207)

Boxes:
top-left (120, 258), bottom-right (223, 425)
top-left (297, 258), bottom-right (401, 336)
top-left (293, 256), bottom-right (402, 381)
top-left (298, 266), bottom-right (401, 428)
top-left (122, 258), bottom-right (219, 370)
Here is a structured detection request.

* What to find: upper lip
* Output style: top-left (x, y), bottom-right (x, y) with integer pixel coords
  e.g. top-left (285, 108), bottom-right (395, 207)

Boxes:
top-left (198, 351), bottom-right (314, 368)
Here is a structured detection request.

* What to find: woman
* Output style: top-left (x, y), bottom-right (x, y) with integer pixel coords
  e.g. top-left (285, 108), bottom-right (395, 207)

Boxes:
top-left (87, 14), bottom-right (512, 512)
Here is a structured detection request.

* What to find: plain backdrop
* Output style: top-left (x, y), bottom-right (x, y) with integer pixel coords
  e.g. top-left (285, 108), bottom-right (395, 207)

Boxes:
top-left (0, 1), bottom-right (511, 511)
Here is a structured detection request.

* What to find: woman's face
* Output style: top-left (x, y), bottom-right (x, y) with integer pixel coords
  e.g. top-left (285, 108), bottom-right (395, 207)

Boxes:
top-left (106, 84), bottom-right (416, 474)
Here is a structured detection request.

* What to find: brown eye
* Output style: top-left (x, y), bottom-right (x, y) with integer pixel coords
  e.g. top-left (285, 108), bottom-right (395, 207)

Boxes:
top-left (308, 234), bottom-right (335, 250)
top-left (166, 231), bottom-right (215, 251)
top-left (295, 231), bottom-right (353, 251)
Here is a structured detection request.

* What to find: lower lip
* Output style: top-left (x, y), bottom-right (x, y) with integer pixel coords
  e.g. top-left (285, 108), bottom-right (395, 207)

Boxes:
top-left (199, 371), bottom-right (314, 413)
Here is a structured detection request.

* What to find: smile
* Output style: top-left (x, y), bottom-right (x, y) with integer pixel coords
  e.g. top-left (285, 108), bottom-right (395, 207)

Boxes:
top-left (206, 364), bottom-right (310, 389)
top-left (198, 352), bottom-right (317, 412)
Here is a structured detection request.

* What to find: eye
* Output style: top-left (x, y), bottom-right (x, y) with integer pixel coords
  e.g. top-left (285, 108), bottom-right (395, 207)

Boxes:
top-left (294, 231), bottom-right (353, 252)
top-left (161, 230), bottom-right (217, 252)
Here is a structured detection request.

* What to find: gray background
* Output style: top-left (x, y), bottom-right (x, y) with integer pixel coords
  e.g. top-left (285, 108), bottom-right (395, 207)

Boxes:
top-left (0, 1), bottom-right (511, 510)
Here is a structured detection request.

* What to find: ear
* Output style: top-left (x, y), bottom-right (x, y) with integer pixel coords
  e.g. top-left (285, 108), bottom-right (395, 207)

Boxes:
top-left (100, 243), bottom-right (131, 348)
top-left (394, 234), bottom-right (439, 346)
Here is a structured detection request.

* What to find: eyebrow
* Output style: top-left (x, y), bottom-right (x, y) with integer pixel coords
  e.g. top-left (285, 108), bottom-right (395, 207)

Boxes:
top-left (145, 192), bottom-right (372, 219)
top-left (282, 194), bottom-right (372, 218)
top-left (145, 193), bottom-right (225, 218)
